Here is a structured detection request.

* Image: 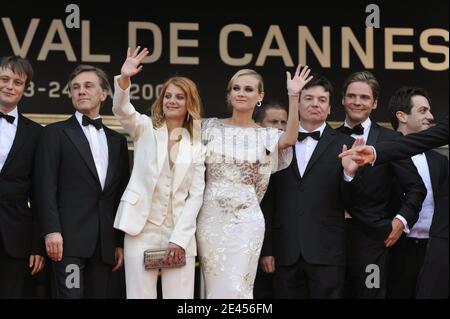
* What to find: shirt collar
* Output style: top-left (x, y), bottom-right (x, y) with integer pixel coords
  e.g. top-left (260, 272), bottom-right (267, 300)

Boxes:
top-left (75, 111), bottom-right (102, 128)
top-left (1, 106), bottom-right (19, 126)
top-left (344, 117), bottom-right (371, 131)
top-left (298, 121), bottom-right (327, 136)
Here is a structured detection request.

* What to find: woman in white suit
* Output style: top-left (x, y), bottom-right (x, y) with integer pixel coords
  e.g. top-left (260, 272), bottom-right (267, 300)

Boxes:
top-left (112, 47), bottom-right (205, 299)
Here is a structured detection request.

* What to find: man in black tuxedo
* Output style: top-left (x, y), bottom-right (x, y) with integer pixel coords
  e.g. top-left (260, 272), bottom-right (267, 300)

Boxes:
top-left (340, 114), bottom-right (448, 299)
top-left (336, 72), bottom-right (426, 299)
top-left (34, 65), bottom-right (130, 298)
top-left (253, 101), bottom-right (288, 299)
top-left (261, 75), bottom-right (359, 298)
top-left (0, 56), bottom-right (45, 298)
top-left (386, 87), bottom-right (448, 299)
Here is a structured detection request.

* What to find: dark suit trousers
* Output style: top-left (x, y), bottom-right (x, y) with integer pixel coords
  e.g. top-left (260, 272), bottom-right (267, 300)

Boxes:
top-left (416, 237), bottom-right (449, 299)
top-left (387, 235), bottom-right (428, 298)
top-left (0, 239), bottom-right (28, 298)
top-left (345, 219), bottom-right (389, 299)
top-left (253, 266), bottom-right (275, 299)
top-left (51, 241), bottom-right (112, 299)
top-left (274, 254), bottom-right (345, 299)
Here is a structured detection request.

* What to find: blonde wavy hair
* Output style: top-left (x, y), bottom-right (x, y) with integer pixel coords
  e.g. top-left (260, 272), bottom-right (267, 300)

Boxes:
top-left (151, 76), bottom-right (202, 138)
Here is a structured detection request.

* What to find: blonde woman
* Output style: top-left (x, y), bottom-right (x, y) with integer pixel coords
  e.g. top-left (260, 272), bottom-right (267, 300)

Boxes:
top-left (197, 66), bottom-right (312, 298)
top-left (113, 47), bottom-right (205, 299)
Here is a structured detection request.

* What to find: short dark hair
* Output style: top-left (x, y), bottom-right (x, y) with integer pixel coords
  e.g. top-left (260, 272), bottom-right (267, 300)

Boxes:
top-left (342, 71), bottom-right (380, 101)
top-left (68, 65), bottom-right (111, 93)
top-left (388, 86), bottom-right (432, 130)
top-left (0, 55), bottom-right (34, 87)
top-left (253, 101), bottom-right (287, 123)
top-left (302, 73), bottom-right (334, 105)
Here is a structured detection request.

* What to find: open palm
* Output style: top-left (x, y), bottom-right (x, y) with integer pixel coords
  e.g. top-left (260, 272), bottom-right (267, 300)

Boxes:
top-left (286, 64), bottom-right (313, 95)
top-left (121, 46), bottom-right (149, 78)
top-left (341, 139), bottom-right (365, 176)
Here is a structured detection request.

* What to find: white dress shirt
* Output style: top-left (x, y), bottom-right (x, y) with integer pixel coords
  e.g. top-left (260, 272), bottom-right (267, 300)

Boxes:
top-left (409, 153), bottom-right (435, 239)
top-left (75, 111), bottom-right (108, 189)
top-left (0, 107), bottom-right (18, 172)
top-left (295, 122), bottom-right (327, 177)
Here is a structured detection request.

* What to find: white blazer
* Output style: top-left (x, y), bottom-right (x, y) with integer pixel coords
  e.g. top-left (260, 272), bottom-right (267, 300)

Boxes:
top-left (112, 76), bottom-right (205, 255)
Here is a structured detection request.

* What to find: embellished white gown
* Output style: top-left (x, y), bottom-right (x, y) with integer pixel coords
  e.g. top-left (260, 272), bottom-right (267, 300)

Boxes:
top-left (197, 118), bottom-right (292, 299)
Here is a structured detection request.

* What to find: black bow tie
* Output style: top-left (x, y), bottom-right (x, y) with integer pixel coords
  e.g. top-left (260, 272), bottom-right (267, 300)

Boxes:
top-left (0, 112), bottom-right (15, 124)
top-left (340, 124), bottom-right (364, 136)
top-left (298, 131), bottom-right (321, 141)
top-left (82, 115), bottom-right (103, 130)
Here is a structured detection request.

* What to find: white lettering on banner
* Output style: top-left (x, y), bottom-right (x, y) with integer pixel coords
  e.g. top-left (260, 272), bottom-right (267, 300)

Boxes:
top-left (298, 26), bottom-right (331, 68)
top-left (129, 22), bottom-right (162, 63)
top-left (0, 18), bottom-right (448, 71)
top-left (256, 25), bottom-right (294, 67)
top-left (341, 27), bottom-right (374, 69)
top-left (219, 24), bottom-right (253, 66)
top-left (385, 28), bottom-right (414, 70)
top-left (23, 80), bottom-right (163, 101)
top-left (82, 21), bottom-right (110, 62)
top-left (170, 23), bottom-right (199, 65)
top-left (420, 29), bottom-right (449, 71)
top-left (1, 18), bottom-right (39, 57)
top-left (37, 20), bottom-right (77, 61)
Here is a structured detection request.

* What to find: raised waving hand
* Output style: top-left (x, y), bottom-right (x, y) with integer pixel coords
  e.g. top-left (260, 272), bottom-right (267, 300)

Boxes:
top-left (121, 47), bottom-right (149, 77)
top-left (286, 64), bottom-right (313, 96)
top-left (278, 65), bottom-right (314, 149)
top-left (119, 46), bottom-right (149, 90)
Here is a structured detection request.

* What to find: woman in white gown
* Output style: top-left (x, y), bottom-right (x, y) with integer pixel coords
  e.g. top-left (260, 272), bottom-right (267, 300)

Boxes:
top-left (197, 66), bottom-right (313, 298)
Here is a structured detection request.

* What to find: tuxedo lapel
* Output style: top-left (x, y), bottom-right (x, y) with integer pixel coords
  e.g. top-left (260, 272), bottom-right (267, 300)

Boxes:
top-left (63, 116), bottom-right (100, 185)
top-left (366, 122), bottom-right (380, 146)
top-left (172, 136), bottom-right (193, 192)
top-left (302, 125), bottom-right (335, 177)
top-left (291, 146), bottom-right (302, 181)
top-left (425, 151), bottom-right (440, 203)
top-left (103, 127), bottom-right (120, 191)
top-left (155, 124), bottom-right (168, 175)
top-left (1, 114), bottom-right (28, 174)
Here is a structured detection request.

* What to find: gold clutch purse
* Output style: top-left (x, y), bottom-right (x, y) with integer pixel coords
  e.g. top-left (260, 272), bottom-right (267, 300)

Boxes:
top-left (143, 248), bottom-right (186, 270)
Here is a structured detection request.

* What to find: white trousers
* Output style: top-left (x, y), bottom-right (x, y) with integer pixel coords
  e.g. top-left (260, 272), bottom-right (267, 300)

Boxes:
top-left (124, 219), bottom-right (195, 299)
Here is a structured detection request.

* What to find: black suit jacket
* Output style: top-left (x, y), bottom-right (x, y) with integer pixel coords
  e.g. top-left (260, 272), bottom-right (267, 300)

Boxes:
top-left (261, 124), bottom-right (356, 267)
top-left (375, 115), bottom-right (448, 239)
top-left (0, 114), bottom-right (43, 259)
top-left (376, 115), bottom-right (448, 160)
top-left (338, 123), bottom-right (427, 241)
top-left (426, 151), bottom-right (449, 239)
top-left (34, 115), bottom-right (130, 265)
